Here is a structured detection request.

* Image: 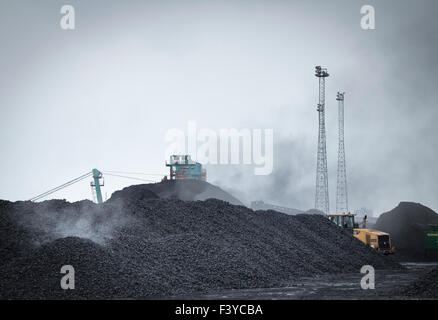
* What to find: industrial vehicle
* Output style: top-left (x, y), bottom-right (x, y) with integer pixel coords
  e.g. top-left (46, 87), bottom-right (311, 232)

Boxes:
top-left (328, 213), bottom-right (395, 255)
top-left (425, 225), bottom-right (438, 258)
top-left (166, 155), bottom-right (206, 181)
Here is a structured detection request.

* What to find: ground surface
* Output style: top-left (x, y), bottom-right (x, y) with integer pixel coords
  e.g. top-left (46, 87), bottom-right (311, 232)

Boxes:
top-left (168, 263), bottom-right (438, 300)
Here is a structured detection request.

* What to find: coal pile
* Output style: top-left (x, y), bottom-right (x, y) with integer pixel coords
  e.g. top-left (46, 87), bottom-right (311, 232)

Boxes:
top-left (0, 183), bottom-right (401, 299)
top-left (109, 180), bottom-right (244, 206)
top-left (0, 237), bottom-right (153, 299)
top-left (376, 202), bottom-right (438, 261)
top-left (394, 267), bottom-right (438, 299)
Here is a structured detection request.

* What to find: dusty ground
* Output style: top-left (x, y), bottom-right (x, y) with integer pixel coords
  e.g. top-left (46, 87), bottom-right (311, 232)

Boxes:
top-left (168, 263), bottom-right (438, 300)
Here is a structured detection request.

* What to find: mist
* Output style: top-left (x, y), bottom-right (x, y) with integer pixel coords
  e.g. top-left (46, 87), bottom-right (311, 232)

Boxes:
top-left (0, 0), bottom-right (437, 216)
top-left (12, 199), bottom-right (133, 245)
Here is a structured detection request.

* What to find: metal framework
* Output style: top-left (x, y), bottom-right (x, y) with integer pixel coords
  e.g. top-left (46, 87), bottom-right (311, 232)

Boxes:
top-left (336, 92), bottom-right (348, 213)
top-left (314, 66), bottom-right (330, 214)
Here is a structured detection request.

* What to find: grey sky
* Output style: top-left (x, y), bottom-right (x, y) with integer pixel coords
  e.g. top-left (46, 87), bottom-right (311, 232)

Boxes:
top-left (1, 0), bottom-right (437, 216)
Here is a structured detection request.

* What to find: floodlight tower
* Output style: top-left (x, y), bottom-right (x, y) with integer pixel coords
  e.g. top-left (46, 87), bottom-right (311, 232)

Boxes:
top-left (336, 92), bottom-right (348, 213)
top-left (314, 66), bottom-right (330, 214)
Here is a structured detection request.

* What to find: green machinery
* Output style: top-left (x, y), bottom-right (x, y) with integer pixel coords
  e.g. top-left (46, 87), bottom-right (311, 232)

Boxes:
top-left (91, 168), bottom-right (104, 204)
top-left (425, 225), bottom-right (438, 251)
top-left (166, 155), bottom-right (206, 181)
top-left (29, 168), bottom-right (164, 204)
top-left (29, 168), bottom-right (105, 204)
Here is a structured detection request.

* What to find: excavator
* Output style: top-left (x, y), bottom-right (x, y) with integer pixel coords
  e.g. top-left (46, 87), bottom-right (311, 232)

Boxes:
top-left (328, 213), bottom-right (395, 255)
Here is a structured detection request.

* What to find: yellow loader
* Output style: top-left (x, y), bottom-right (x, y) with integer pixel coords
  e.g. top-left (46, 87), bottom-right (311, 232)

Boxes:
top-left (328, 213), bottom-right (395, 255)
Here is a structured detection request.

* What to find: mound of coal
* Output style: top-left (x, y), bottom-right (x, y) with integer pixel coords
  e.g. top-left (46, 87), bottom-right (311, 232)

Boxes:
top-left (395, 267), bottom-right (438, 298)
top-left (2, 237), bottom-right (118, 299)
top-left (376, 202), bottom-right (438, 261)
top-left (0, 184), bottom-right (401, 299)
top-left (0, 236), bottom-right (171, 299)
top-left (0, 201), bottom-right (36, 265)
top-left (0, 198), bottom-right (130, 255)
top-left (109, 180), bottom-right (244, 206)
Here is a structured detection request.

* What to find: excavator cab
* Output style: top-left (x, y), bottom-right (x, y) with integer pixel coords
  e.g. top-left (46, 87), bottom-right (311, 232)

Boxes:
top-left (328, 213), bottom-right (358, 229)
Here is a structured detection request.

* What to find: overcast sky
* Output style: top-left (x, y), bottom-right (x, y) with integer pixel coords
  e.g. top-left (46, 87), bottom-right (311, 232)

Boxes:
top-left (1, 0), bottom-right (437, 216)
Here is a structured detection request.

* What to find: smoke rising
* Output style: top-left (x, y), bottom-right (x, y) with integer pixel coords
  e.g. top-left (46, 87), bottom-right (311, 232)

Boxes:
top-left (12, 200), bottom-right (133, 246)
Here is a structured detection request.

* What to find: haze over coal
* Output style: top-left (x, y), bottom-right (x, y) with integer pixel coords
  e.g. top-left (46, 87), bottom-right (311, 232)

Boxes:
top-left (0, 0), bottom-right (437, 215)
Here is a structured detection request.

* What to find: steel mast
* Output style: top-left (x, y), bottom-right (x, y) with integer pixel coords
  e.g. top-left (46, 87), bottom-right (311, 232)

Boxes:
top-left (336, 92), bottom-right (348, 213)
top-left (314, 66), bottom-right (330, 214)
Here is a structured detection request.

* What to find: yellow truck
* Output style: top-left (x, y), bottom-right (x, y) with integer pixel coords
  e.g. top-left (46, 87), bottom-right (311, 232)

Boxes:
top-left (328, 213), bottom-right (395, 255)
